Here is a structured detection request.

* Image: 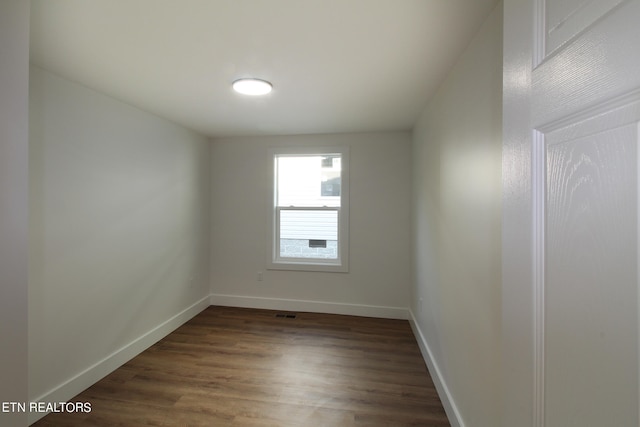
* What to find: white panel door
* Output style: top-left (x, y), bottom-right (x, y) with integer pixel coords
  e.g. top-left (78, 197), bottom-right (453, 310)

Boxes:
top-left (504, 0), bottom-right (640, 426)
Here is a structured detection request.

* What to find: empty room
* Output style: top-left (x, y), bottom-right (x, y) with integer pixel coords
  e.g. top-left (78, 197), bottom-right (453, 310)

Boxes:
top-left (3, 0), bottom-right (640, 426)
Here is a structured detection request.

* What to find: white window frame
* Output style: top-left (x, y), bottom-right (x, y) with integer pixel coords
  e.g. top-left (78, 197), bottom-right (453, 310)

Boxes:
top-left (267, 146), bottom-right (349, 272)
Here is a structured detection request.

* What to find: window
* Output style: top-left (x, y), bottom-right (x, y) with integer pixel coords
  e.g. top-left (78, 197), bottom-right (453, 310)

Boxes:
top-left (267, 147), bottom-right (349, 272)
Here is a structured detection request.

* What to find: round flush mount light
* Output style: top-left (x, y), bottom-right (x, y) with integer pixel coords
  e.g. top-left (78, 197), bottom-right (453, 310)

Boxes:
top-left (232, 78), bottom-right (273, 96)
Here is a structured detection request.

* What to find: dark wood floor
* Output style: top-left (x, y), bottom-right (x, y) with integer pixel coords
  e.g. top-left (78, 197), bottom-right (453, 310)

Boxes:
top-left (32, 306), bottom-right (450, 426)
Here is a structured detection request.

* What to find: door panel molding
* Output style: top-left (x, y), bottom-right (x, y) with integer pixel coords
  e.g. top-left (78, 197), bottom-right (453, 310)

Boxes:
top-left (533, 0), bottom-right (547, 68)
top-left (536, 88), bottom-right (640, 136)
top-left (532, 129), bottom-right (546, 427)
top-left (533, 98), bottom-right (640, 426)
top-left (545, 0), bottom-right (628, 57)
top-left (545, 122), bottom-right (637, 426)
top-left (533, 0), bottom-right (640, 126)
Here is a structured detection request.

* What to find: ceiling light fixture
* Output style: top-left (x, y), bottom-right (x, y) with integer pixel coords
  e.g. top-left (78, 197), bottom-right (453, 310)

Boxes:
top-left (232, 78), bottom-right (273, 96)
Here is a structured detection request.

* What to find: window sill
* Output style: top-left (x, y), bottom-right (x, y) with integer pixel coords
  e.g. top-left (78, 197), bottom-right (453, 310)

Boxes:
top-left (267, 259), bottom-right (348, 273)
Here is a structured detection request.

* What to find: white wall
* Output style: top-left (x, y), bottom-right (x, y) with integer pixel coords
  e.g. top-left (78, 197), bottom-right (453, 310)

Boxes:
top-left (0, 1), bottom-right (29, 426)
top-left (410, 4), bottom-right (502, 427)
top-left (28, 67), bottom-right (212, 413)
top-left (210, 132), bottom-right (412, 318)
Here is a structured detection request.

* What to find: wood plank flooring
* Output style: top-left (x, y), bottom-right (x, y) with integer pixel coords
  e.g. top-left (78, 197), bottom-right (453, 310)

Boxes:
top-left (32, 306), bottom-right (450, 426)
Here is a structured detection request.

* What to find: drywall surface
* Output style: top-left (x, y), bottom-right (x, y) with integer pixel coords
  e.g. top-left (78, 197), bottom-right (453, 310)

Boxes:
top-left (28, 66), bottom-right (211, 403)
top-left (411, 4), bottom-right (503, 426)
top-left (210, 132), bottom-right (411, 317)
top-left (0, 1), bottom-right (29, 426)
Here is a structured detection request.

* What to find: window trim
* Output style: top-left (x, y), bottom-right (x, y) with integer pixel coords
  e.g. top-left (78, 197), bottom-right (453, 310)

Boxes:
top-left (267, 146), bottom-right (349, 273)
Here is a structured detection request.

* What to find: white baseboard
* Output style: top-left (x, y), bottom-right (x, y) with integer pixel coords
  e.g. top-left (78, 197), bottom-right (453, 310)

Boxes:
top-left (28, 295), bottom-right (211, 425)
top-left (210, 293), bottom-right (408, 320)
top-left (408, 309), bottom-right (464, 427)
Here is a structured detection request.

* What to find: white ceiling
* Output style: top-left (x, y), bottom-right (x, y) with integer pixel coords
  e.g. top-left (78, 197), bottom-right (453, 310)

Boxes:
top-left (29, 0), bottom-right (499, 138)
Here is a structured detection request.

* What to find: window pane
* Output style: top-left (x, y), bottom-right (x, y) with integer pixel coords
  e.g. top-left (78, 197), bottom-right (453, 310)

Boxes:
top-left (279, 209), bottom-right (338, 259)
top-left (276, 155), bottom-right (341, 207)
